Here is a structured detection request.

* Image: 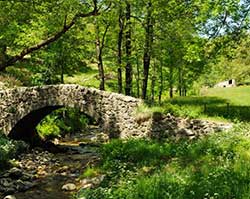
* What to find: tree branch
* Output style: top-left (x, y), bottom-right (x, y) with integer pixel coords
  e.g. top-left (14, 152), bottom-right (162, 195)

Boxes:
top-left (1, 2), bottom-right (99, 71)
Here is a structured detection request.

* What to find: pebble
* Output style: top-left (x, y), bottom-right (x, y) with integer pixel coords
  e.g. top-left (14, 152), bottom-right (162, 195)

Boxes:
top-left (4, 195), bottom-right (16, 199)
top-left (81, 183), bottom-right (93, 189)
top-left (8, 167), bottom-right (23, 179)
top-left (62, 183), bottom-right (77, 191)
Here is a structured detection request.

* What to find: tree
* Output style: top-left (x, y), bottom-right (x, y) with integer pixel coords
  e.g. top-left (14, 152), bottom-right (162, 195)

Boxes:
top-left (0, 0), bottom-right (99, 71)
top-left (117, 1), bottom-right (125, 94)
top-left (94, 18), bottom-right (110, 90)
top-left (142, 0), bottom-right (154, 100)
top-left (125, 1), bottom-right (133, 96)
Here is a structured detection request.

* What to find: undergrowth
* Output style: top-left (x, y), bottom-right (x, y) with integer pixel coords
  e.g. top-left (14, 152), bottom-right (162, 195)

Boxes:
top-left (37, 108), bottom-right (90, 140)
top-left (77, 123), bottom-right (250, 199)
top-left (0, 134), bottom-right (28, 171)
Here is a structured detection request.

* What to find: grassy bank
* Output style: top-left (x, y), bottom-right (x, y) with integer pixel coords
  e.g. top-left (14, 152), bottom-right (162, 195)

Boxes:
top-left (76, 123), bottom-right (250, 199)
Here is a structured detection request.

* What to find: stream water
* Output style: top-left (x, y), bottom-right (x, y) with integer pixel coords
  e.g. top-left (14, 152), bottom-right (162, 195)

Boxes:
top-left (0, 127), bottom-right (107, 199)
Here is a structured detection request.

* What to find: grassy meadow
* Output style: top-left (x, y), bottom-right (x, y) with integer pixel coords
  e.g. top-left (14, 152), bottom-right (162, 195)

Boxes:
top-left (201, 86), bottom-right (250, 106)
top-left (161, 86), bottom-right (250, 122)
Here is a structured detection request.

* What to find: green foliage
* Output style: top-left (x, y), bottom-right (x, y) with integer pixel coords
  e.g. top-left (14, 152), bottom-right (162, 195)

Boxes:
top-left (200, 34), bottom-right (250, 88)
top-left (77, 125), bottom-right (250, 199)
top-left (0, 134), bottom-right (28, 170)
top-left (100, 139), bottom-right (172, 170)
top-left (37, 116), bottom-right (61, 140)
top-left (0, 134), bottom-right (15, 168)
top-left (81, 167), bottom-right (101, 179)
top-left (37, 108), bottom-right (89, 140)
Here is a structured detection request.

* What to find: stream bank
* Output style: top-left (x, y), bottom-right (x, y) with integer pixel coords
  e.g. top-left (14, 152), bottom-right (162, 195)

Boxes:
top-left (0, 127), bottom-right (108, 199)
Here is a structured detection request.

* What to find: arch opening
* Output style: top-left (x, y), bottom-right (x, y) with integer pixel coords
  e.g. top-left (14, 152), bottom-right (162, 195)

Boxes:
top-left (8, 106), bottom-right (103, 147)
top-left (9, 106), bottom-right (63, 143)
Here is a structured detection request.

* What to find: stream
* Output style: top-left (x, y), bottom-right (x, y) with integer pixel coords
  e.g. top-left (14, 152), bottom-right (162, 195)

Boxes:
top-left (0, 126), bottom-right (108, 199)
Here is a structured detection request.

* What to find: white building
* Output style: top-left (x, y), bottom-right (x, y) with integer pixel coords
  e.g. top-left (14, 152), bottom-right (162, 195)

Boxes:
top-left (214, 79), bottom-right (236, 88)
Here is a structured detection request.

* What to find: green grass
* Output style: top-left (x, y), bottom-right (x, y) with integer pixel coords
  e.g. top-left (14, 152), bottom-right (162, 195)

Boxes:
top-left (142, 86), bottom-right (250, 122)
top-left (65, 70), bottom-right (100, 89)
top-left (201, 86), bottom-right (250, 106)
top-left (80, 167), bottom-right (101, 179)
top-left (76, 123), bottom-right (250, 199)
top-left (64, 63), bottom-right (118, 92)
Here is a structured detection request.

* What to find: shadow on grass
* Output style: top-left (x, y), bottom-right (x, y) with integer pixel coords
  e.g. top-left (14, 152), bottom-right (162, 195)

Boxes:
top-left (168, 96), bottom-right (229, 106)
top-left (162, 96), bottom-right (250, 122)
top-left (205, 105), bottom-right (250, 122)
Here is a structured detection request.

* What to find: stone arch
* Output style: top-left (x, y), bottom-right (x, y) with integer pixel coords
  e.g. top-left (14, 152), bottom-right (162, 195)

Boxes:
top-left (0, 84), bottom-right (149, 140)
top-left (8, 106), bottom-right (63, 142)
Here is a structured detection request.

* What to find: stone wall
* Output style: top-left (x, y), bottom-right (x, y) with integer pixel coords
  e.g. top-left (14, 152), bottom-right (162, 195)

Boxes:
top-left (0, 84), bottom-right (232, 141)
top-left (149, 113), bottom-right (232, 140)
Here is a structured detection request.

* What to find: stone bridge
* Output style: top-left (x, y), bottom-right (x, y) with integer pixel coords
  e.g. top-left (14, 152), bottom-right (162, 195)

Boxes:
top-left (0, 84), bottom-right (151, 141)
top-left (0, 84), bottom-right (231, 142)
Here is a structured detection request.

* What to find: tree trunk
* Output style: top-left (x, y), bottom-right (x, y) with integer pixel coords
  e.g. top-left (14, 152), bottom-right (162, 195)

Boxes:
top-left (60, 64), bottom-right (64, 84)
top-left (151, 60), bottom-right (156, 104)
top-left (117, 7), bottom-right (124, 94)
top-left (158, 61), bottom-right (163, 104)
top-left (0, 45), bottom-right (8, 72)
top-left (125, 1), bottom-right (132, 96)
top-left (169, 87), bottom-right (173, 98)
top-left (135, 50), bottom-right (140, 98)
top-left (95, 19), bottom-right (105, 90)
top-left (142, 1), bottom-right (153, 100)
top-left (169, 64), bottom-right (174, 98)
top-left (178, 67), bottom-right (182, 96)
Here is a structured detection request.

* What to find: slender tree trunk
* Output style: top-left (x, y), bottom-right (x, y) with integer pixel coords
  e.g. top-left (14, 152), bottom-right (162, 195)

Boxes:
top-left (169, 87), bottom-right (173, 98)
top-left (0, 45), bottom-right (8, 72)
top-left (184, 88), bottom-right (187, 96)
top-left (142, 1), bottom-right (153, 99)
top-left (151, 60), bottom-right (156, 104)
top-left (178, 67), bottom-right (182, 96)
top-left (136, 51), bottom-right (140, 98)
top-left (169, 65), bottom-right (174, 98)
top-left (95, 19), bottom-right (105, 90)
top-left (125, 1), bottom-right (132, 96)
top-left (60, 64), bottom-right (64, 83)
top-left (117, 7), bottom-right (124, 94)
top-left (158, 61), bottom-right (163, 104)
